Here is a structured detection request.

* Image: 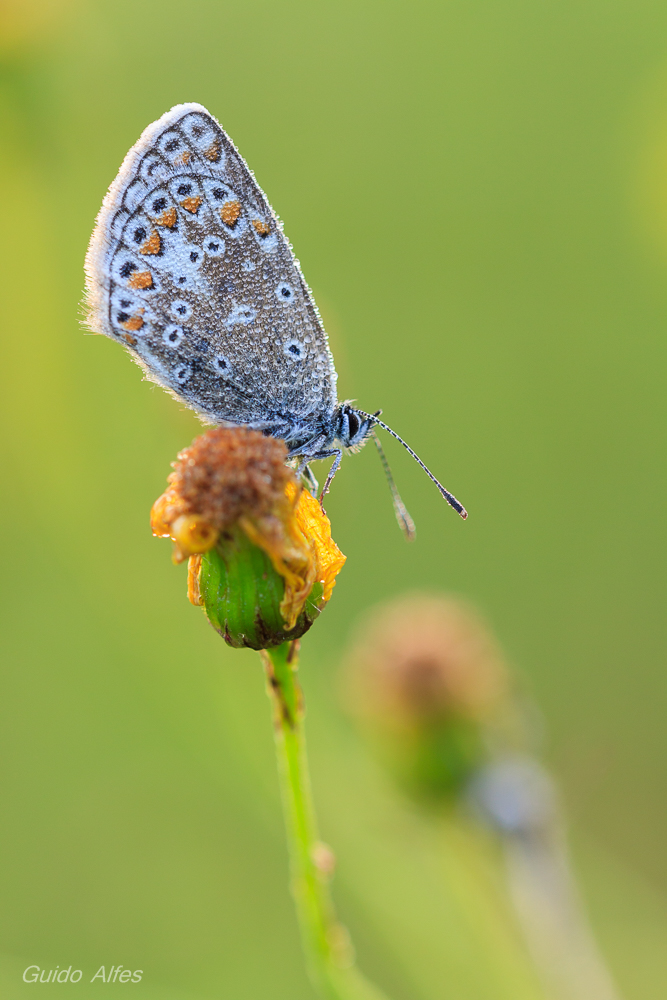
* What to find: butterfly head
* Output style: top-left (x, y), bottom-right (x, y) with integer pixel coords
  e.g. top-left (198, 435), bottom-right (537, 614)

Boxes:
top-left (335, 403), bottom-right (376, 453)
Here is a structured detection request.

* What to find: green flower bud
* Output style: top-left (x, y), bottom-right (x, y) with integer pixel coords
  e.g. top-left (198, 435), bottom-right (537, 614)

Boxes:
top-left (195, 527), bottom-right (324, 650)
top-left (152, 427), bottom-right (346, 651)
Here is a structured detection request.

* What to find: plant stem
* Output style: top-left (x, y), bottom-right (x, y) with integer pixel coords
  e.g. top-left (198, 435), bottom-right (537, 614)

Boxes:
top-left (261, 641), bottom-right (390, 1000)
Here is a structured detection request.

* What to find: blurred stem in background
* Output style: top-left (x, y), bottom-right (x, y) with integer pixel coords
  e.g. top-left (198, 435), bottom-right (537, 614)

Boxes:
top-left (151, 427), bottom-right (390, 1000)
top-left (344, 595), bottom-right (622, 1000)
top-left (470, 757), bottom-right (620, 1000)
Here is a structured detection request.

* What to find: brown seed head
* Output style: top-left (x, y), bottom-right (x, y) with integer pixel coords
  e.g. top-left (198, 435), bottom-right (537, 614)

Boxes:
top-left (167, 427), bottom-right (293, 531)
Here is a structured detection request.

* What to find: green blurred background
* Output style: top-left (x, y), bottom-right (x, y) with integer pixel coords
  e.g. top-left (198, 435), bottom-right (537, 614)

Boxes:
top-left (1, 0), bottom-right (666, 996)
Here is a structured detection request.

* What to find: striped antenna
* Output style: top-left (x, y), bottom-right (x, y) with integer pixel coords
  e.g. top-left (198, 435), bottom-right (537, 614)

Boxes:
top-left (371, 430), bottom-right (416, 541)
top-left (357, 410), bottom-right (468, 520)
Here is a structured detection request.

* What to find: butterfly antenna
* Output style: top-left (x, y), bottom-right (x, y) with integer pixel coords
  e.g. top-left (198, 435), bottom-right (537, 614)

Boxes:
top-left (358, 410), bottom-right (468, 519)
top-left (371, 430), bottom-right (416, 541)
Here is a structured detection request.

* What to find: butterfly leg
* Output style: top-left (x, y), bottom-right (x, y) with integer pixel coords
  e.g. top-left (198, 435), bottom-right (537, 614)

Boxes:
top-left (308, 449), bottom-right (343, 509)
top-left (301, 464), bottom-right (320, 496)
top-left (288, 439), bottom-right (341, 509)
top-left (293, 457), bottom-right (320, 495)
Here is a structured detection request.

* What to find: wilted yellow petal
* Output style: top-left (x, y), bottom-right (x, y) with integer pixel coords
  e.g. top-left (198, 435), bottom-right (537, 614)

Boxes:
top-left (242, 482), bottom-right (346, 629)
top-left (293, 486), bottom-right (346, 604)
top-left (188, 554), bottom-right (204, 606)
top-left (150, 488), bottom-right (182, 538)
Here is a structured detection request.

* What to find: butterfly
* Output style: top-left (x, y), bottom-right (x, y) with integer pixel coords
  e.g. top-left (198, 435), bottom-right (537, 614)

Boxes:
top-left (84, 103), bottom-right (467, 537)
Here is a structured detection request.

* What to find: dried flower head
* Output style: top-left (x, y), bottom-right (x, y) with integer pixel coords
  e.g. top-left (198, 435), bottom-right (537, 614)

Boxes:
top-left (168, 428), bottom-right (292, 530)
top-left (151, 427), bottom-right (292, 558)
top-left (151, 427), bottom-right (345, 649)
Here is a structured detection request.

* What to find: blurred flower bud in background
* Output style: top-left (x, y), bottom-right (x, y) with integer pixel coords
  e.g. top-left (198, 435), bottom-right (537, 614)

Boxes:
top-left (152, 427), bottom-right (345, 650)
top-left (343, 592), bottom-right (622, 1000)
top-left (343, 593), bottom-right (525, 802)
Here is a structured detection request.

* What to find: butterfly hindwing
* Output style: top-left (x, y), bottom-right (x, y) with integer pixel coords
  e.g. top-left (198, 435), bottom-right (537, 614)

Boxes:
top-left (85, 103), bottom-right (338, 427)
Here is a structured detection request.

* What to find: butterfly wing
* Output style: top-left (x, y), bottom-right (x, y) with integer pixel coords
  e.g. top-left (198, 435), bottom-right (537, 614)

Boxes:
top-left (84, 103), bottom-right (338, 428)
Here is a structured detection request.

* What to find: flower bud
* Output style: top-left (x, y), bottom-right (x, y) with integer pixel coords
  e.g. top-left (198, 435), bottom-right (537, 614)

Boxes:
top-left (344, 594), bottom-right (515, 802)
top-left (152, 427), bottom-right (346, 650)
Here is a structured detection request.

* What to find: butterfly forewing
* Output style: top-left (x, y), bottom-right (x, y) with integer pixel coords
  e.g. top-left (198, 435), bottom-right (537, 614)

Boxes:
top-left (85, 103), bottom-right (337, 427)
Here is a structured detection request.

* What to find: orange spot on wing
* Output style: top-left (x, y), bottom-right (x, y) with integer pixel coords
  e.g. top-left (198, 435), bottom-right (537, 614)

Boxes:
top-left (121, 315), bottom-right (144, 332)
top-left (155, 207), bottom-right (177, 228)
top-left (221, 200), bottom-right (241, 227)
top-left (252, 219), bottom-right (270, 237)
top-left (139, 231), bottom-right (161, 255)
top-left (180, 196), bottom-right (203, 214)
top-left (175, 150), bottom-right (192, 165)
top-left (122, 333), bottom-right (138, 345)
top-left (128, 270), bottom-right (153, 290)
top-left (204, 141), bottom-right (221, 162)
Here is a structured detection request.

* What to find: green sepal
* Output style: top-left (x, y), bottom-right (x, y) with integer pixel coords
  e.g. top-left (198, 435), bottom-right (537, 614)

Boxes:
top-left (198, 526), bottom-right (324, 650)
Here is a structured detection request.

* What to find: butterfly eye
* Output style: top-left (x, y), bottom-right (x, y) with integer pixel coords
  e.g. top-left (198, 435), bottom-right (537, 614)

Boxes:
top-left (174, 364), bottom-right (192, 384)
top-left (177, 183), bottom-right (192, 196)
top-left (276, 282), bottom-right (294, 302)
top-left (347, 411), bottom-right (361, 438)
top-left (212, 355), bottom-right (231, 374)
top-left (119, 261), bottom-right (137, 278)
top-left (212, 187), bottom-right (226, 200)
top-left (133, 227), bottom-right (147, 244)
top-left (189, 251), bottom-right (199, 263)
top-left (163, 325), bottom-right (184, 347)
top-left (152, 197), bottom-right (167, 213)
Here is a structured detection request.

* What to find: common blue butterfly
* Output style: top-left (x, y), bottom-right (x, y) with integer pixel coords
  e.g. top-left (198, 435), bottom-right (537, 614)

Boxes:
top-left (84, 103), bottom-right (467, 535)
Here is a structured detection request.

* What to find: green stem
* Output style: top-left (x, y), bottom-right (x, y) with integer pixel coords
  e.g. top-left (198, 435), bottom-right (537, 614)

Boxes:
top-left (261, 641), bottom-right (390, 1000)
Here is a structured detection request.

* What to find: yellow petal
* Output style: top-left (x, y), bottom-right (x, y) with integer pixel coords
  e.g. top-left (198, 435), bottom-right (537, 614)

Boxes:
top-left (292, 486), bottom-right (346, 604)
top-left (150, 488), bottom-right (181, 538)
top-left (188, 554), bottom-right (204, 606)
